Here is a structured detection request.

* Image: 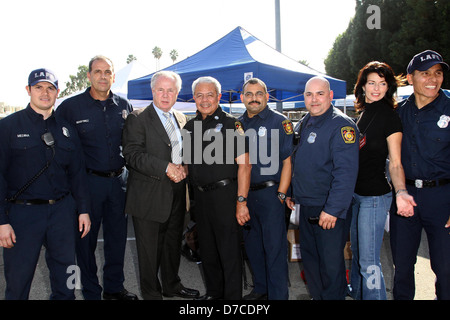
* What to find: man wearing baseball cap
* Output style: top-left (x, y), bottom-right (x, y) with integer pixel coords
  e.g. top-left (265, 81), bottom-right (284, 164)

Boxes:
top-left (0, 68), bottom-right (91, 299)
top-left (390, 50), bottom-right (450, 300)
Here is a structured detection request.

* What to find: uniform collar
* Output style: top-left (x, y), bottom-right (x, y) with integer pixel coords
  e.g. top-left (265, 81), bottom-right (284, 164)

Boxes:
top-left (25, 104), bottom-right (54, 123)
top-left (306, 104), bottom-right (333, 128)
top-left (242, 105), bottom-right (270, 121)
top-left (404, 89), bottom-right (447, 113)
top-left (83, 87), bottom-right (119, 107)
top-left (195, 105), bottom-right (223, 121)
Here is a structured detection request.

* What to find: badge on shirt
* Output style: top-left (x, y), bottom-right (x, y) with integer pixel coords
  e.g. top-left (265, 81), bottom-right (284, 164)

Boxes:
top-left (282, 120), bottom-right (294, 135)
top-left (215, 123), bottom-right (223, 132)
top-left (307, 132), bottom-right (317, 144)
top-left (437, 115), bottom-right (450, 128)
top-left (62, 127), bottom-right (70, 138)
top-left (258, 126), bottom-right (267, 137)
top-left (235, 121), bottom-right (245, 136)
top-left (122, 110), bottom-right (129, 120)
top-left (341, 126), bottom-right (356, 144)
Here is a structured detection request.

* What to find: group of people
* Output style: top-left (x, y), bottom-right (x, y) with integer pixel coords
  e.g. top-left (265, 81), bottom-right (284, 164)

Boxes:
top-left (0, 49), bottom-right (448, 301)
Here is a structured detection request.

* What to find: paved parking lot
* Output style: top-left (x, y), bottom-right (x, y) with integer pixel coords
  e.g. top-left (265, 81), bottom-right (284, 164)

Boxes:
top-left (0, 216), bottom-right (436, 301)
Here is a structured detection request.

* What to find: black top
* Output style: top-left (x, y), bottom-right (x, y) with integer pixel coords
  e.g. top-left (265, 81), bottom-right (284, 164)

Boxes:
top-left (184, 106), bottom-right (247, 186)
top-left (355, 99), bottom-right (403, 196)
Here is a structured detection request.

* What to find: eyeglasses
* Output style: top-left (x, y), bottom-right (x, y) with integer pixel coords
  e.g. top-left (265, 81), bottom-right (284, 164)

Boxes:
top-left (244, 91), bottom-right (265, 99)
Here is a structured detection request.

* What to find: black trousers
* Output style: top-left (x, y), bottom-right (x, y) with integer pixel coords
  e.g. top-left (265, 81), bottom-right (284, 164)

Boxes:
top-left (195, 182), bottom-right (243, 299)
top-left (132, 181), bottom-right (186, 300)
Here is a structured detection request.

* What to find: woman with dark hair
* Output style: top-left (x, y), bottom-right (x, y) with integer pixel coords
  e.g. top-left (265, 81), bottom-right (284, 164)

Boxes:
top-left (349, 61), bottom-right (416, 300)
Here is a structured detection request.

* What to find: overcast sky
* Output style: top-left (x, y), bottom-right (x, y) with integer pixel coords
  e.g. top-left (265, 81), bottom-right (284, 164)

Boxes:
top-left (0, 0), bottom-right (355, 106)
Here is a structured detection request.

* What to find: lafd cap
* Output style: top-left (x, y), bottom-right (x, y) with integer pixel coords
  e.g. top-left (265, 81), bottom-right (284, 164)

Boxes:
top-left (28, 68), bottom-right (59, 89)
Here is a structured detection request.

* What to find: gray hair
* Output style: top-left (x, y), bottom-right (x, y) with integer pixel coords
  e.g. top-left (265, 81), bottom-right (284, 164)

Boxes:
top-left (192, 76), bottom-right (221, 95)
top-left (89, 55), bottom-right (114, 73)
top-left (151, 71), bottom-right (182, 93)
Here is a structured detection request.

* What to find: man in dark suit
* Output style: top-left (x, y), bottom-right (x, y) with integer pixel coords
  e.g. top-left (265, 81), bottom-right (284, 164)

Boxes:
top-left (122, 71), bottom-right (199, 300)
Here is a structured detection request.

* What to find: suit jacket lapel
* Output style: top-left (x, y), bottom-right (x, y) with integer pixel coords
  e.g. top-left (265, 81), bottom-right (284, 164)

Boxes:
top-left (148, 103), bottom-right (171, 145)
top-left (173, 110), bottom-right (186, 129)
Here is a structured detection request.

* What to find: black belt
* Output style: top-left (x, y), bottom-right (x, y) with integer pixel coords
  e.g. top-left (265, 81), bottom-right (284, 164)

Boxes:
top-left (9, 193), bottom-right (68, 205)
top-left (197, 178), bottom-right (237, 192)
top-left (250, 180), bottom-right (278, 191)
top-left (87, 168), bottom-right (123, 178)
top-left (406, 178), bottom-right (450, 188)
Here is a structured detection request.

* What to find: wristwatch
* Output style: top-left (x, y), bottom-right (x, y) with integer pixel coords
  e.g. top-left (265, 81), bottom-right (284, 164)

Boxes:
top-left (237, 196), bottom-right (247, 203)
top-left (277, 192), bottom-right (286, 201)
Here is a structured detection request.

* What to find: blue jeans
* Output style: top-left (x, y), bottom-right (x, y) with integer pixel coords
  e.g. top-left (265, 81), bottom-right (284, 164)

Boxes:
top-left (350, 192), bottom-right (391, 300)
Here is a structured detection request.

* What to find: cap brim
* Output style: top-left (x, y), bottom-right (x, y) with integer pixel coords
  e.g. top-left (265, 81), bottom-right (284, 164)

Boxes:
top-left (29, 79), bottom-right (58, 89)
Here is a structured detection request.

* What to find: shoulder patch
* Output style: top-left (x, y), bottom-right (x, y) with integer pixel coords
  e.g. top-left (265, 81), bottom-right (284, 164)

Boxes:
top-left (282, 119), bottom-right (294, 135)
top-left (235, 121), bottom-right (245, 136)
top-left (341, 126), bottom-right (356, 144)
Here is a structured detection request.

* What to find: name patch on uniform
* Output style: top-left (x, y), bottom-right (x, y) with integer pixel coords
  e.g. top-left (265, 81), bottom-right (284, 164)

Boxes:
top-left (341, 126), bottom-right (356, 144)
top-left (76, 119), bottom-right (89, 124)
top-left (17, 134), bottom-right (30, 138)
top-left (282, 120), bottom-right (294, 135)
top-left (235, 121), bottom-right (245, 135)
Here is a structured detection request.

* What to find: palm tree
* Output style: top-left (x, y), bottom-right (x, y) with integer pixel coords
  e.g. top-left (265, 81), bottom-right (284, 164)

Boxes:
top-left (170, 49), bottom-right (179, 64)
top-left (127, 54), bottom-right (137, 64)
top-left (152, 46), bottom-right (163, 70)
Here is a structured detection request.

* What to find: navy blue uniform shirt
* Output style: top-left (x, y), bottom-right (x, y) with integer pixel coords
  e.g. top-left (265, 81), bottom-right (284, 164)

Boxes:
top-left (292, 106), bottom-right (359, 219)
top-left (239, 106), bottom-right (294, 182)
top-left (55, 88), bottom-right (133, 172)
top-left (0, 106), bottom-right (90, 224)
top-left (397, 90), bottom-right (450, 180)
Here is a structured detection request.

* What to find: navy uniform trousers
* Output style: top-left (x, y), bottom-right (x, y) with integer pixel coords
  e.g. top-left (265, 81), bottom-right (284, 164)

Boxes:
top-left (390, 183), bottom-right (450, 300)
top-left (298, 205), bottom-right (348, 300)
top-left (244, 184), bottom-right (288, 299)
top-left (4, 196), bottom-right (77, 300)
top-left (76, 172), bottom-right (127, 299)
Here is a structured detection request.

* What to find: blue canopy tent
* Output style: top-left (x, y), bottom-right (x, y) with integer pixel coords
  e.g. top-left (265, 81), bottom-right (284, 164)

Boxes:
top-left (128, 26), bottom-right (346, 105)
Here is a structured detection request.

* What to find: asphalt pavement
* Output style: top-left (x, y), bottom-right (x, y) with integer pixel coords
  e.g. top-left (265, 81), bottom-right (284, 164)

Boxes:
top-left (0, 214), bottom-right (437, 301)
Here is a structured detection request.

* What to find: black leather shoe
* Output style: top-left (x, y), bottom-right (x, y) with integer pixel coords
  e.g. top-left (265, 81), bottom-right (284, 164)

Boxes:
top-left (163, 287), bottom-right (200, 299)
top-left (194, 294), bottom-right (221, 300)
top-left (103, 289), bottom-right (138, 300)
top-left (242, 291), bottom-right (267, 300)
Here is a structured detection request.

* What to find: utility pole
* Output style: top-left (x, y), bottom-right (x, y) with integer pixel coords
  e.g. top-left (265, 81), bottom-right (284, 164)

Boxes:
top-left (275, 0), bottom-right (283, 112)
top-left (275, 0), bottom-right (281, 52)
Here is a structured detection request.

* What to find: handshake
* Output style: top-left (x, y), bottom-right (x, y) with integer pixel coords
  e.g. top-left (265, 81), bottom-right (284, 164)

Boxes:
top-left (166, 163), bottom-right (187, 183)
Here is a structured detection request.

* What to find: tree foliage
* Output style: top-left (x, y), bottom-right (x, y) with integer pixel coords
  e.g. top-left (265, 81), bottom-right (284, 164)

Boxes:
top-left (325, 0), bottom-right (450, 94)
top-left (170, 49), bottom-right (179, 64)
top-left (59, 65), bottom-right (90, 98)
top-left (127, 54), bottom-right (137, 64)
top-left (152, 46), bottom-right (163, 70)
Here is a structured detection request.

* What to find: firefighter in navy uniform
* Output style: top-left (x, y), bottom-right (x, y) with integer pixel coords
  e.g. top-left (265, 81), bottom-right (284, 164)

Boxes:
top-left (238, 78), bottom-right (293, 300)
top-left (56, 56), bottom-right (137, 300)
top-left (286, 76), bottom-right (359, 300)
top-left (184, 76), bottom-right (251, 300)
top-left (0, 68), bottom-right (91, 300)
top-left (390, 50), bottom-right (450, 300)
